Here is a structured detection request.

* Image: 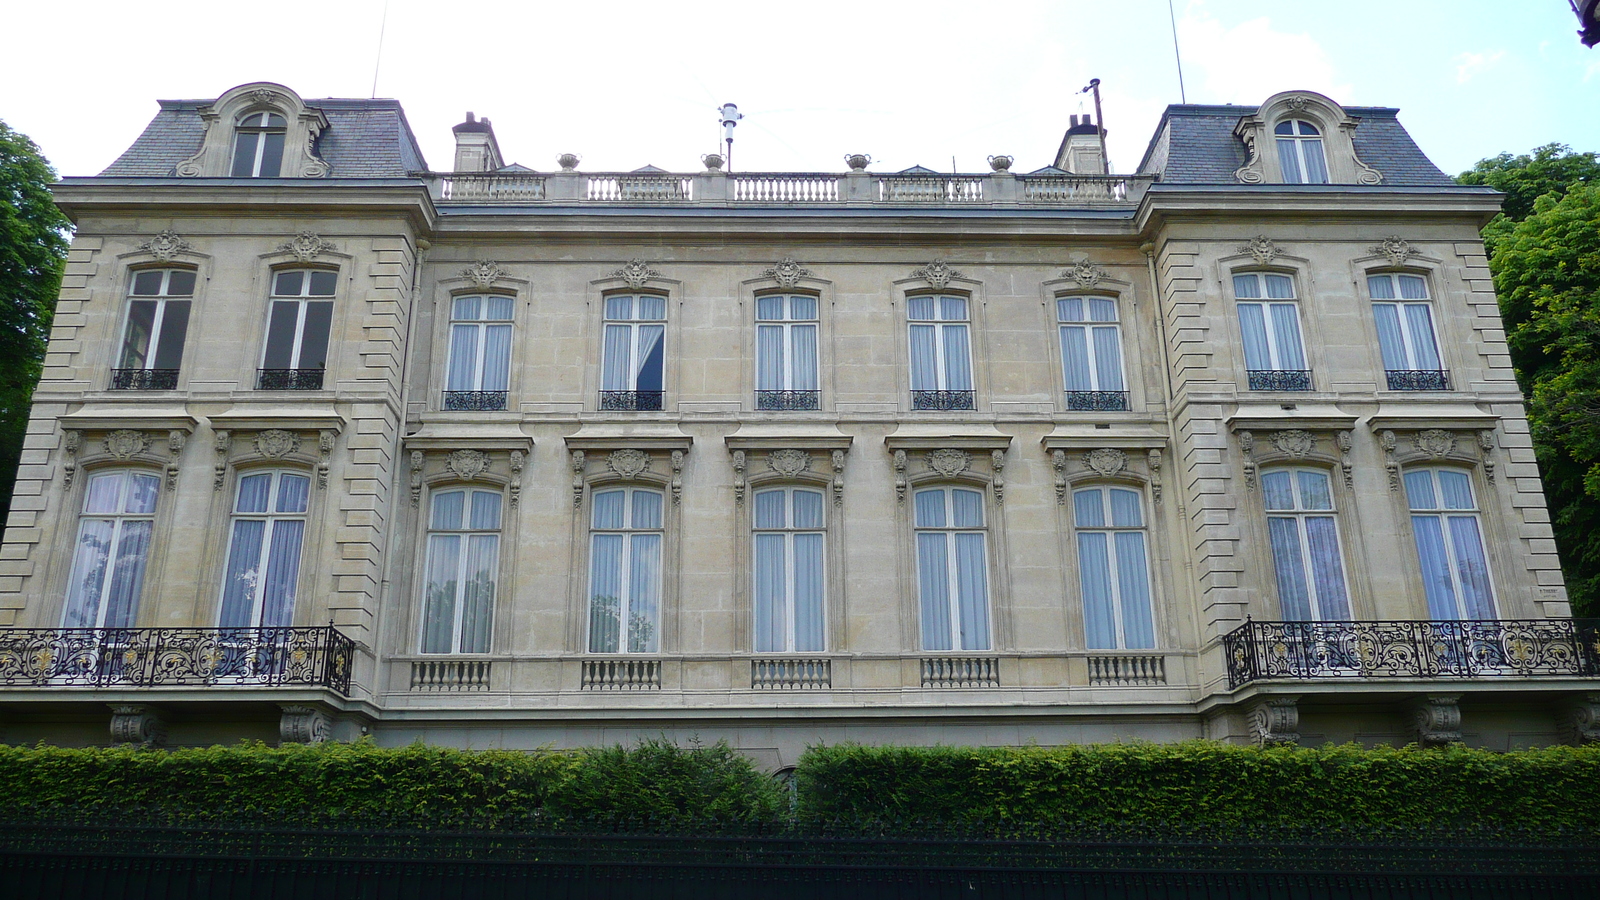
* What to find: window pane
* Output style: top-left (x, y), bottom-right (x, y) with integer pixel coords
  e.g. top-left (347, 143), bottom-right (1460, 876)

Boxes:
top-left (636, 295), bottom-right (667, 320)
top-left (1262, 471), bottom-right (1295, 510)
top-left (1404, 305), bottom-right (1441, 369)
top-left (1412, 514), bottom-right (1460, 619)
top-left (102, 520), bottom-right (152, 628)
top-left (151, 301), bottom-right (190, 370)
top-left (277, 474), bottom-right (311, 514)
top-left (792, 490), bottom-right (824, 529)
top-left (274, 271), bottom-right (304, 296)
top-left (258, 131), bottom-right (285, 177)
top-left (753, 490), bottom-right (786, 529)
top-left (591, 490), bottom-right (625, 529)
top-left (1091, 326), bottom-right (1124, 391)
top-left (1368, 275), bottom-right (1396, 300)
top-left (1057, 296), bottom-right (1084, 322)
top-left (307, 271), bottom-right (338, 296)
top-left (753, 532), bottom-right (786, 653)
top-left (299, 302), bottom-right (334, 370)
top-left (1297, 470), bottom-right (1332, 511)
top-left (1238, 304), bottom-right (1270, 371)
top-left (1114, 531), bottom-right (1155, 648)
top-left (459, 533), bottom-right (497, 653)
top-left (166, 270), bottom-right (196, 295)
top-left (1269, 517), bottom-right (1313, 620)
top-left (756, 296), bottom-right (785, 321)
top-left (1373, 305), bottom-right (1407, 370)
top-left (1232, 274), bottom-right (1261, 299)
top-left (453, 295), bottom-right (483, 321)
top-left (756, 324), bottom-right (785, 391)
top-left (1404, 470), bottom-right (1438, 510)
top-left (635, 324), bottom-right (665, 392)
top-left (1399, 276), bottom-right (1428, 300)
top-left (421, 534), bottom-right (461, 653)
top-left (431, 490), bottom-right (465, 531)
top-left (954, 533), bottom-right (990, 650)
top-left (132, 271), bottom-right (165, 296)
top-left (259, 519), bottom-right (305, 629)
top-left (1438, 471), bottom-right (1475, 510)
top-left (793, 532), bottom-right (826, 652)
top-left (236, 473), bottom-right (272, 513)
top-left (909, 324), bottom-right (938, 390)
top-left (601, 324), bottom-right (632, 390)
top-left (587, 534), bottom-right (624, 652)
top-left (942, 325), bottom-right (972, 391)
top-left (907, 296), bottom-right (935, 321)
top-left (790, 295), bottom-right (817, 320)
top-left (469, 491), bottom-right (502, 530)
top-left (1060, 325), bottom-right (1092, 391)
top-left (917, 532), bottom-right (952, 651)
top-left (1304, 516), bottom-right (1351, 620)
top-left (479, 323), bottom-right (512, 392)
top-left (262, 302), bottom-right (301, 370)
top-left (1302, 140), bottom-right (1329, 184)
top-left (120, 301), bottom-right (157, 368)
top-left (940, 296), bottom-right (967, 321)
top-left (1109, 489), bottom-right (1142, 528)
top-left (1088, 297), bottom-right (1117, 323)
top-left (231, 132), bottom-right (260, 177)
top-left (1448, 516), bottom-right (1495, 618)
top-left (219, 518), bottom-right (265, 627)
top-left (1078, 531), bottom-right (1116, 649)
top-left (951, 489), bottom-right (984, 528)
top-left (604, 295), bottom-right (632, 320)
top-left (1274, 121), bottom-right (1296, 135)
top-left (63, 519), bottom-right (114, 627)
top-left (914, 489), bottom-right (946, 528)
top-left (125, 473), bottom-right (160, 514)
top-left (1265, 275), bottom-right (1295, 300)
top-left (1277, 138), bottom-right (1304, 184)
top-left (628, 533), bottom-right (661, 652)
top-left (1073, 489), bottom-right (1105, 528)
top-left (84, 472), bottom-right (124, 514)
top-left (1268, 304), bottom-right (1304, 369)
top-left (632, 490), bottom-right (663, 529)
top-left (484, 295), bottom-right (514, 320)
top-left (791, 324), bottom-right (818, 391)
top-left (446, 325), bottom-right (479, 392)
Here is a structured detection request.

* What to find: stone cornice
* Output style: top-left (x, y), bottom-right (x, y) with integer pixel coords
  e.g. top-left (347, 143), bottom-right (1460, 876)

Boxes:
top-left (1135, 186), bottom-right (1505, 235)
top-left (50, 179), bottom-right (437, 234)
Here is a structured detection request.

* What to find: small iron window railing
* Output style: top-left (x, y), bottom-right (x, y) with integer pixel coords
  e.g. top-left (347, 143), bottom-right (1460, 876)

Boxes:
top-left (1385, 370), bottom-right (1451, 391)
top-left (1065, 390), bottom-right (1129, 411)
top-left (443, 391), bottom-right (508, 411)
top-left (911, 390), bottom-right (976, 411)
top-left (599, 391), bottom-right (664, 411)
top-left (1246, 369), bottom-right (1312, 392)
top-left (257, 368), bottom-right (325, 391)
top-left (755, 390), bottom-right (820, 411)
top-left (110, 369), bottom-right (179, 391)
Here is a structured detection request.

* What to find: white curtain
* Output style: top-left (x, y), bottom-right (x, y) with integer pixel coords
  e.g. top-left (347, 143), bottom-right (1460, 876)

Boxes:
top-left (628, 533), bottom-right (661, 652)
top-left (601, 324), bottom-right (631, 391)
top-left (588, 533), bottom-right (624, 653)
top-left (1412, 515), bottom-right (1459, 619)
top-left (460, 533), bottom-right (497, 653)
top-left (1265, 275), bottom-right (1295, 299)
top-left (1270, 305), bottom-right (1305, 369)
top-left (1405, 306), bottom-right (1441, 369)
top-left (1449, 516), bottom-right (1496, 619)
top-left (1304, 516), bottom-right (1351, 620)
top-left (1079, 531), bottom-right (1116, 649)
top-left (447, 324), bottom-right (478, 391)
top-left (791, 324), bottom-right (818, 391)
top-left (793, 532), bottom-right (825, 652)
top-left (1114, 532), bottom-right (1154, 648)
top-left (480, 324), bottom-right (511, 392)
top-left (943, 325), bottom-right (972, 391)
top-left (259, 520), bottom-right (303, 628)
top-left (421, 533), bottom-right (461, 653)
top-left (1373, 305), bottom-right (1407, 370)
top-left (757, 324), bottom-right (784, 391)
top-left (1060, 326), bottom-right (1092, 390)
top-left (64, 472), bottom-right (158, 629)
top-left (917, 532), bottom-right (952, 651)
top-left (1269, 517), bottom-right (1313, 621)
top-left (1092, 326), bottom-right (1124, 391)
top-left (1302, 140), bottom-right (1329, 183)
top-left (219, 519), bottom-right (266, 628)
top-left (954, 533), bottom-right (990, 650)
top-left (1238, 304), bottom-right (1271, 370)
top-left (63, 519), bottom-right (114, 628)
top-left (1276, 139), bottom-right (1304, 183)
top-left (909, 324), bottom-right (938, 390)
top-left (753, 532), bottom-right (786, 652)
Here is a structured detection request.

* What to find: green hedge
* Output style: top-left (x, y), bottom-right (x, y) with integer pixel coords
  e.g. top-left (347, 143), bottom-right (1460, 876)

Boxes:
top-left (0, 738), bottom-right (784, 828)
top-left (795, 742), bottom-right (1600, 834)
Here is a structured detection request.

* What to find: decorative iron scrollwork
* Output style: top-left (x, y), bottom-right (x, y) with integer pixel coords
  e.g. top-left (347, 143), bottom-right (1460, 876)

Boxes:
top-left (1065, 390), bottom-right (1129, 411)
top-left (444, 390), bottom-right (508, 411)
top-left (1385, 369), bottom-right (1451, 391)
top-left (1246, 369), bottom-right (1312, 392)
top-left (110, 369), bottom-right (179, 391)
top-left (257, 368), bottom-right (326, 390)
top-left (911, 390), bottom-right (975, 411)
top-left (599, 391), bottom-right (664, 411)
top-left (755, 390), bottom-right (820, 411)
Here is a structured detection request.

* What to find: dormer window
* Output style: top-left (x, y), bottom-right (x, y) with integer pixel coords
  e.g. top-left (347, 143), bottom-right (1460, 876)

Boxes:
top-left (1274, 120), bottom-right (1329, 185)
top-left (232, 112), bottom-right (287, 177)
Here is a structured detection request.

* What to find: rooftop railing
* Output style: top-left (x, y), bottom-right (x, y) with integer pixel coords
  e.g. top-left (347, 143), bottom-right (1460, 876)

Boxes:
top-left (423, 170), bottom-right (1153, 208)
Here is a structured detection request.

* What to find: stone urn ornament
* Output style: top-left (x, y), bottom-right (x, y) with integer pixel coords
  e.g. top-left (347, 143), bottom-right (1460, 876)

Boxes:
top-left (844, 153), bottom-right (872, 171)
top-left (557, 153), bottom-right (581, 171)
top-left (987, 155), bottom-right (1014, 172)
top-left (701, 153), bottom-right (725, 171)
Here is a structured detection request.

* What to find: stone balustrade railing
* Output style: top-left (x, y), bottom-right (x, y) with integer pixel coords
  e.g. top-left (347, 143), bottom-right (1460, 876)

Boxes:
top-left (423, 170), bottom-right (1152, 207)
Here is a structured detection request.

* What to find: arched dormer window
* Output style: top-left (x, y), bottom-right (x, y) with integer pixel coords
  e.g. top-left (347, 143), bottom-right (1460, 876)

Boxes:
top-left (1274, 120), bottom-right (1329, 184)
top-left (232, 112), bottom-right (288, 177)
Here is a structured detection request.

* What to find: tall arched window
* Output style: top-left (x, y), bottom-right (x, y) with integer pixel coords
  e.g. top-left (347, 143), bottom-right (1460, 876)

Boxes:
top-left (63, 470), bottom-right (161, 628)
top-left (420, 488), bottom-right (501, 654)
top-left (752, 487), bottom-right (826, 652)
top-left (588, 487), bottom-right (663, 653)
top-left (1369, 273), bottom-right (1447, 391)
top-left (914, 486), bottom-right (991, 651)
top-left (600, 294), bottom-right (666, 411)
top-left (1275, 120), bottom-right (1329, 184)
top-left (1073, 486), bottom-right (1155, 649)
top-left (1057, 295), bottom-right (1127, 410)
top-left (1403, 468), bottom-right (1496, 620)
top-left (232, 112), bottom-right (287, 177)
top-left (444, 294), bottom-right (513, 410)
top-left (1261, 468), bottom-right (1351, 621)
top-left (219, 470), bottom-right (310, 629)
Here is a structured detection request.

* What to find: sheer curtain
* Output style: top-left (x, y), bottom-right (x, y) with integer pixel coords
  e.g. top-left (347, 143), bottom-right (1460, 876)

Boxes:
top-left (1373, 305), bottom-right (1407, 370)
top-left (791, 324), bottom-right (818, 391)
top-left (480, 324), bottom-right (511, 392)
top-left (917, 532), bottom-right (952, 651)
top-left (1405, 306), bottom-right (1441, 369)
top-left (1092, 326), bottom-right (1124, 390)
top-left (943, 326), bottom-right (972, 391)
top-left (64, 472), bottom-right (158, 629)
top-left (1238, 305), bottom-right (1271, 370)
top-left (447, 324), bottom-right (478, 392)
top-left (793, 531), bottom-right (825, 651)
top-left (1114, 531), bottom-right (1154, 648)
top-left (1270, 305), bottom-right (1305, 369)
top-left (753, 532), bottom-right (786, 652)
top-left (909, 324), bottom-right (938, 390)
top-left (757, 325), bottom-right (785, 391)
top-left (629, 533), bottom-right (661, 652)
top-left (635, 325), bottom-right (664, 392)
top-left (421, 533), bottom-right (461, 653)
top-left (1060, 326), bottom-right (1092, 390)
top-left (602, 325), bottom-right (631, 390)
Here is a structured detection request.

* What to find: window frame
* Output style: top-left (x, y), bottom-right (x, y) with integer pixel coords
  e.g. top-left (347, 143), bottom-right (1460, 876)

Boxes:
top-left (61, 468), bottom-right (162, 629)
top-left (418, 486), bottom-right (504, 655)
top-left (231, 110), bottom-right (288, 178)
top-left (1274, 119), bottom-right (1330, 185)
top-left (115, 267), bottom-right (197, 388)
top-left (1232, 270), bottom-right (1311, 391)
top-left (598, 292), bottom-right (669, 411)
top-left (912, 485), bottom-right (993, 652)
top-left (1259, 466), bottom-right (1354, 622)
top-left (585, 486), bottom-right (666, 654)
top-left (258, 268), bottom-right (338, 389)
top-left (442, 292), bottom-right (515, 410)
top-left (1402, 467), bottom-right (1498, 621)
top-left (906, 292), bottom-right (976, 410)
top-left (1367, 272), bottom-right (1448, 390)
top-left (1071, 484), bottom-right (1157, 650)
top-left (751, 486), bottom-right (828, 653)
top-left (1055, 293), bottom-right (1129, 410)
top-left (754, 292), bottom-right (821, 410)
top-left (217, 468), bottom-right (312, 630)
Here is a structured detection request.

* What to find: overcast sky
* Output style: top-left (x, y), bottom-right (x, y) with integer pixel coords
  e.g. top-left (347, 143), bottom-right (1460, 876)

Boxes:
top-left (3, 1), bottom-right (1596, 179)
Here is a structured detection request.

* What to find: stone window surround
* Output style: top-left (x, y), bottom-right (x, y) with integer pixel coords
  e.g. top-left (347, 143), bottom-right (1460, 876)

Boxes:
top-left (586, 265), bottom-right (681, 414)
top-left (430, 265), bottom-right (530, 412)
top-left (740, 264), bottom-right (835, 414)
top-left (890, 267), bottom-right (990, 415)
top-left (1041, 266), bottom-right (1140, 414)
top-left (174, 82), bottom-right (331, 179)
top-left (1232, 90), bottom-right (1384, 186)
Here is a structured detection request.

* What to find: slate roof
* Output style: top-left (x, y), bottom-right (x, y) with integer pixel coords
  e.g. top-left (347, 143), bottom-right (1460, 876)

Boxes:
top-left (1135, 104), bottom-right (1454, 186)
top-left (100, 97), bottom-right (427, 177)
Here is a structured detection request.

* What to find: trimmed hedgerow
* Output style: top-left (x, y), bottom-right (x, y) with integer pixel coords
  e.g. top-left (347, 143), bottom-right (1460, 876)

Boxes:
top-left (794, 742), bottom-right (1600, 835)
top-left (0, 738), bottom-right (784, 829)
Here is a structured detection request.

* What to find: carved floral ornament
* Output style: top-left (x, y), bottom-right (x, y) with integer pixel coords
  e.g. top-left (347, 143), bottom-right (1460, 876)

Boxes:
top-left (606, 448), bottom-right (651, 479)
top-left (104, 430), bottom-right (151, 460)
top-left (463, 260), bottom-right (505, 286)
top-left (1238, 235), bottom-right (1281, 265)
top-left (140, 231), bottom-right (191, 261)
top-left (926, 448), bottom-right (971, 478)
top-left (279, 231), bottom-right (336, 262)
top-left (250, 88), bottom-right (282, 106)
top-left (445, 449), bottom-right (491, 481)
top-left (762, 258), bottom-right (813, 289)
top-left (1084, 447), bottom-right (1127, 478)
top-left (1269, 429), bottom-right (1316, 458)
top-left (1414, 429), bottom-right (1457, 458)
top-left (254, 429), bottom-right (301, 458)
top-left (1065, 261), bottom-right (1106, 288)
top-left (612, 259), bottom-right (661, 290)
top-left (910, 258), bottom-right (962, 289)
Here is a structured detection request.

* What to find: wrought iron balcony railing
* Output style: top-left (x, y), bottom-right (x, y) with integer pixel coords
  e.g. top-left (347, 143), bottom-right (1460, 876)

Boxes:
top-left (911, 390), bottom-right (976, 411)
top-left (110, 369), bottom-right (179, 390)
top-left (599, 391), bottom-right (664, 411)
top-left (443, 390), bottom-right (508, 411)
top-left (1246, 369), bottom-right (1312, 391)
top-left (1223, 618), bottom-right (1600, 689)
top-left (1385, 369), bottom-right (1452, 391)
top-left (257, 368), bottom-right (325, 391)
top-left (755, 390), bottom-right (820, 411)
top-left (1065, 390), bottom-right (1130, 411)
top-left (0, 626), bottom-right (355, 695)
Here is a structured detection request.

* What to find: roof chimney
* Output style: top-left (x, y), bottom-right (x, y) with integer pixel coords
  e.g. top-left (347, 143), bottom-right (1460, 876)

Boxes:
top-left (452, 111), bottom-right (503, 173)
top-left (1054, 113), bottom-right (1106, 175)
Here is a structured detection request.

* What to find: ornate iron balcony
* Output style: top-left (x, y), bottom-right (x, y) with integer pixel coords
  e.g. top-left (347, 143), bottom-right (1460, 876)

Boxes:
top-left (110, 369), bottom-right (179, 390)
top-left (599, 391), bottom-right (664, 411)
top-left (911, 390), bottom-right (976, 411)
top-left (0, 626), bottom-right (355, 695)
top-left (1065, 390), bottom-right (1130, 411)
top-left (755, 390), bottom-right (820, 411)
top-left (1385, 369), bottom-right (1452, 391)
top-left (1223, 618), bottom-right (1600, 689)
top-left (1247, 369), bottom-right (1312, 391)
top-left (443, 390), bottom-right (508, 411)
top-left (257, 368), bottom-right (325, 391)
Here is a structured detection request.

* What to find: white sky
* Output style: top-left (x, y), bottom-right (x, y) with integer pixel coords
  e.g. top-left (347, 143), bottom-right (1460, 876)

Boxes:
top-left (3, 0), bottom-right (1597, 179)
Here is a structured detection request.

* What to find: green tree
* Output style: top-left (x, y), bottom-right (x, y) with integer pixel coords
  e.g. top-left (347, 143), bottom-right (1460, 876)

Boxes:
top-left (1462, 144), bottom-right (1600, 616)
top-left (0, 121), bottom-right (69, 536)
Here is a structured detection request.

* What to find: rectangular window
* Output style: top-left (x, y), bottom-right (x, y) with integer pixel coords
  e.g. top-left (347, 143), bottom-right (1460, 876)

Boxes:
top-left (231, 112), bottom-right (286, 178)
top-left (114, 269), bottom-right (194, 390)
top-left (1370, 274), bottom-right (1448, 391)
top-left (914, 487), bottom-right (990, 651)
top-left (755, 294), bottom-right (820, 410)
top-left (1235, 273), bottom-right (1310, 391)
top-left (63, 470), bottom-right (160, 628)
top-left (1404, 469), bottom-right (1496, 620)
top-left (753, 488), bottom-right (826, 652)
top-left (420, 489), bottom-right (501, 653)
top-left (1074, 487), bottom-right (1155, 649)
top-left (219, 471), bottom-right (310, 629)
top-left (908, 295), bottom-right (974, 410)
top-left (600, 294), bottom-right (666, 411)
top-left (588, 488), bottom-right (663, 653)
top-left (444, 294), bottom-right (514, 410)
top-left (259, 269), bottom-right (336, 390)
top-left (1058, 295), bottom-right (1128, 410)
top-left (1261, 469), bottom-right (1351, 621)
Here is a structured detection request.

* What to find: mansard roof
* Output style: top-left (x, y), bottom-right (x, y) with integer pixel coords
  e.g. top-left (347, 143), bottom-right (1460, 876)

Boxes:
top-left (101, 97), bottom-right (428, 177)
top-left (1136, 103), bottom-right (1454, 186)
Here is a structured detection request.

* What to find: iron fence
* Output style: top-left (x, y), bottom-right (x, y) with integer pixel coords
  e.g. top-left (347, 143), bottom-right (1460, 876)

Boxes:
top-left (0, 626), bottom-right (354, 695)
top-left (1223, 618), bottom-right (1600, 689)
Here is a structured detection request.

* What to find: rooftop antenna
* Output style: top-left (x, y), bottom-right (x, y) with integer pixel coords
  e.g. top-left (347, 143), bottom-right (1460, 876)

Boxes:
top-left (370, 0), bottom-right (390, 99)
top-left (719, 103), bottom-right (742, 170)
top-left (1078, 78), bottom-right (1109, 174)
top-left (1167, 0), bottom-right (1188, 103)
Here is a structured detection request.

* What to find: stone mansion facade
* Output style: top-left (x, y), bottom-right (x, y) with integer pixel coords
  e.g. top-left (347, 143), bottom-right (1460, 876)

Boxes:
top-left (1, 82), bottom-right (1593, 761)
